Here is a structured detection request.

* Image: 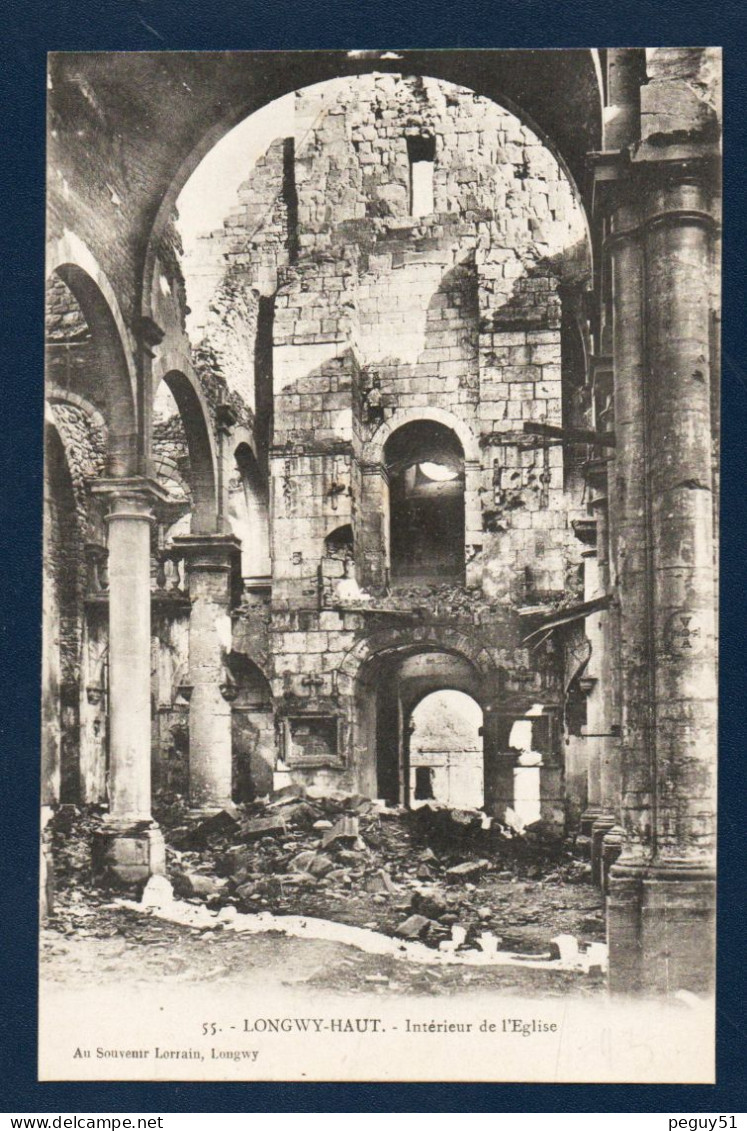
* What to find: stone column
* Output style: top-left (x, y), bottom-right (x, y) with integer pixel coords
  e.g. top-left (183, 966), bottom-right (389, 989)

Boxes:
top-left (604, 172), bottom-right (718, 994)
top-left (173, 533), bottom-right (241, 813)
top-left (90, 479), bottom-right (168, 884)
top-left (640, 173), bottom-right (718, 992)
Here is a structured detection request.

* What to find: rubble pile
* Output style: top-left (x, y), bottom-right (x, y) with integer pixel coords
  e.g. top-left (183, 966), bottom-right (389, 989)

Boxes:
top-left (150, 788), bottom-right (604, 956)
top-left (43, 794), bottom-right (604, 962)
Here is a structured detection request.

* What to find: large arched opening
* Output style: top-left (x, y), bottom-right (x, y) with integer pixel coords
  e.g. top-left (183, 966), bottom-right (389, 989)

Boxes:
top-left (353, 642), bottom-right (489, 807)
top-left (131, 50), bottom-right (601, 319)
top-left (228, 442), bottom-right (271, 582)
top-left (410, 689), bottom-right (484, 810)
top-left (152, 370), bottom-right (218, 534)
top-left (46, 262), bottom-right (138, 477)
top-left (384, 420), bottom-right (466, 587)
top-left (42, 420), bottom-right (84, 804)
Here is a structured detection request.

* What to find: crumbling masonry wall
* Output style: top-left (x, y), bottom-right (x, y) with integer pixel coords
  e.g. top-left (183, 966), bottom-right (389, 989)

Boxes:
top-left (191, 75), bottom-right (593, 821)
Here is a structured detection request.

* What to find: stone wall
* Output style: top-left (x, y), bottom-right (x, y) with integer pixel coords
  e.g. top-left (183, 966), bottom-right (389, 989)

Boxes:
top-left (188, 73), bottom-right (593, 817)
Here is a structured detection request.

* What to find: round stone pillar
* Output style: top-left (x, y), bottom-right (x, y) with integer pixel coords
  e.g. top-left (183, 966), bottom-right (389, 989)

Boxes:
top-left (174, 533), bottom-right (241, 812)
top-left (90, 479), bottom-right (168, 885)
top-left (606, 173), bottom-right (718, 994)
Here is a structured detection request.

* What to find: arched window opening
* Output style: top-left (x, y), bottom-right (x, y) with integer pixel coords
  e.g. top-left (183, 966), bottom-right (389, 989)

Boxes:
top-left (384, 420), bottom-right (465, 586)
top-left (230, 443), bottom-right (270, 581)
top-left (409, 689), bottom-right (484, 809)
top-left (224, 653), bottom-right (274, 803)
top-left (324, 523), bottom-right (354, 560)
top-left (47, 263), bottom-right (137, 476)
top-left (152, 381), bottom-right (192, 508)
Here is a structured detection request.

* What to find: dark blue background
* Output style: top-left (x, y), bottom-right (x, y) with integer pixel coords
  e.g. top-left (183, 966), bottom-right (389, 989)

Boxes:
top-left (2, 0), bottom-right (746, 1112)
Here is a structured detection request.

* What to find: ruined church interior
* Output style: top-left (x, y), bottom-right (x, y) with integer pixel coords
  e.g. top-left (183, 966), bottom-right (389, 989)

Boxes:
top-left (44, 49), bottom-right (720, 996)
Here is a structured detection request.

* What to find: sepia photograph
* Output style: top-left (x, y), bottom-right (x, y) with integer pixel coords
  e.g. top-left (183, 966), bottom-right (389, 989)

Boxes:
top-left (40, 47), bottom-right (721, 1083)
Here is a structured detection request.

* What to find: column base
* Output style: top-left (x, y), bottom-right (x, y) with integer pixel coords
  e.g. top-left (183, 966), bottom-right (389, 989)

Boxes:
top-left (591, 813), bottom-right (617, 887)
top-left (577, 806), bottom-right (604, 857)
top-left (92, 819), bottom-right (166, 888)
top-left (601, 825), bottom-right (625, 893)
top-left (608, 858), bottom-right (715, 996)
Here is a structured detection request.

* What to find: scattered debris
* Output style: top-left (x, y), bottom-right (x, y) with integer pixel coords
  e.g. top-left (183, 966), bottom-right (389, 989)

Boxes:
top-left (43, 792), bottom-right (607, 968)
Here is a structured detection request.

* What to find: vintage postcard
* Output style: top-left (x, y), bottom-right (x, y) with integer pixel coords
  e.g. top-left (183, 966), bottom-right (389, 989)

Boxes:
top-left (40, 48), bottom-right (720, 1083)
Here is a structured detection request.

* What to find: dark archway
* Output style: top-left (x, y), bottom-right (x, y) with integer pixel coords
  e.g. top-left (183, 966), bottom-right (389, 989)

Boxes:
top-left (354, 643), bottom-right (488, 806)
top-left (43, 421), bottom-right (83, 804)
top-left (384, 419), bottom-right (465, 586)
top-left (230, 442), bottom-right (270, 580)
top-left (47, 265), bottom-right (138, 477)
top-left (156, 370), bottom-right (218, 532)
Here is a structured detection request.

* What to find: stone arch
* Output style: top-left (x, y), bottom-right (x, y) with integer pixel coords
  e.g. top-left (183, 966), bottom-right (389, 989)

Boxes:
top-left (346, 629), bottom-right (500, 806)
top-left (340, 623), bottom-right (499, 686)
top-left (364, 406), bottom-right (480, 468)
top-left (155, 369), bottom-right (218, 533)
top-left (46, 387), bottom-right (110, 443)
top-left (139, 52), bottom-right (601, 316)
top-left (47, 233), bottom-right (138, 476)
top-left (230, 441), bottom-right (270, 578)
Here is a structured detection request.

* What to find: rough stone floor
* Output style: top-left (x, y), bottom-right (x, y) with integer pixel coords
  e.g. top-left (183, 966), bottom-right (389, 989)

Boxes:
top-left (41, 797), bottom-right (606, 998)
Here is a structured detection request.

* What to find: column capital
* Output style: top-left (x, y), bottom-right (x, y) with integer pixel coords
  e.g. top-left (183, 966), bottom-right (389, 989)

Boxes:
top-left (172, 532), bottom-right (242, 572)
top-left (91, 476), bottom-right (171, 505)
top-left (91, 477), bottom-right (172, 522)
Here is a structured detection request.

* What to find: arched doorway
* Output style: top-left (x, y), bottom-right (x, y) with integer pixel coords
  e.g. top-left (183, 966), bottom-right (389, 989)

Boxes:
top-left (410, 689), bottom-right (484, 809)
top-left (354, 644), bottom-right (487, 807)
top-left (43, 421), bottom-right (83, 804)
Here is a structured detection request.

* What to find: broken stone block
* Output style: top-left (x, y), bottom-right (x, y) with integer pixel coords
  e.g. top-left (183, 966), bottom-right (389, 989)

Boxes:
top-left (478, 932), bottom-right (499, 957)
top-left (476, 906), bottom-right (492, 921)
top-left (173, 872), bottom-right (226, 899)
top-left (238, 816), bottom-right (287, 843)
top-left (188, 807), bottom-right (241, 845)
top-left (325, 869), bottom-right (352, 885)
top-left (141, 875), bottom-right (174, 908)
top-left (284, 802), bottom-right (320, 827)
top-left (365, 869), bottom-right (396, 894)
top-left (396, 913), bottom-right (431, 940)
top-left (271, 783), bottom-right (307, 803)
top-left (234, 881), bottom-right (258, 904)
top-left (308, 854), bottom-right (336, 878)
top-left (416, 864), bottom-right (433, 880)
top-left (410, 889), bottom-right (448, 919)
top-left (313, 819), bottom-right (333, 830)
top-left (288, 849), bottom-right (317, 873)
top-left (222, 845), bottom-right (255, 875)
top-left (276, 872), bottom-right (317, 887)
top-left (445, 859), bottom-right (490, 882)
top-left (321, 815), bottom-right (359, 849)
top-left (550, 933), bottom-right (580, 964)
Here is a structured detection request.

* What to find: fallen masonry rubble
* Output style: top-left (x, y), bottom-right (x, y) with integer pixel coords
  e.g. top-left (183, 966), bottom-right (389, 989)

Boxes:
top-left (42, 794), bottom-right (607, 979)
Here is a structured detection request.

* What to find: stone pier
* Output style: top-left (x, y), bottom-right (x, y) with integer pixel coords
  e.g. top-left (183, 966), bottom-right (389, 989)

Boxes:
top-left (90, 479), bottom-right (168, 885)
top-left (174, 533), bottom-right (242, 812)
